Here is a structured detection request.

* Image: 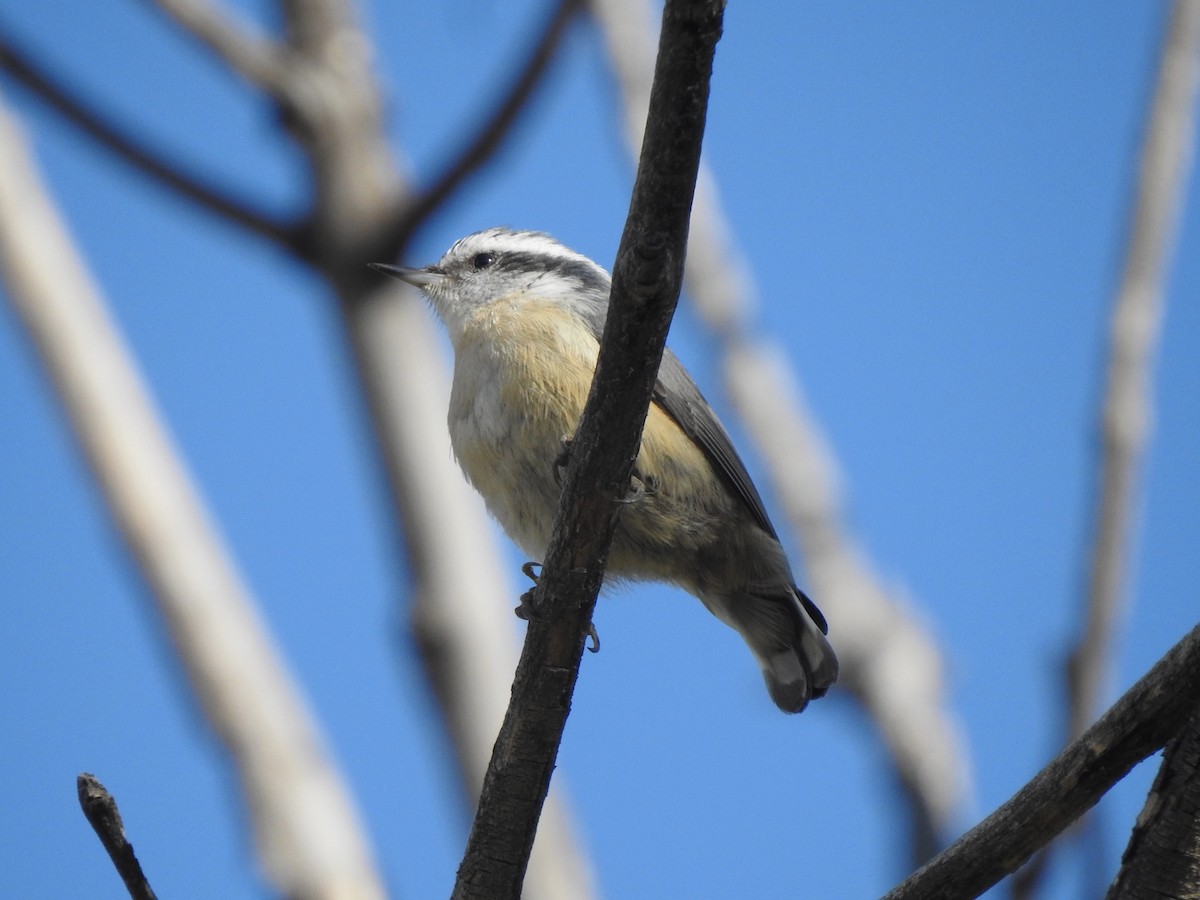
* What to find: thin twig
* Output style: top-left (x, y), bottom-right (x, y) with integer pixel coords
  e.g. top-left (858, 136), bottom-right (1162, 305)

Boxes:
top-left (0, 35), bottom-right (296, 247)
top-left (148, 0), bottom-right (292, 95)
top-left (882, 621), bottom-right (1200, 900)
top-left (590, 0), bottom-right (968, 865)
top-left (77, 774), bottom-right (158, 900)
top-left (0, 92), bottom-right (384, 900)
top-left (450, 2), bottom-right (725, 897)
top-left (387, 0), bottom-right (585, 248)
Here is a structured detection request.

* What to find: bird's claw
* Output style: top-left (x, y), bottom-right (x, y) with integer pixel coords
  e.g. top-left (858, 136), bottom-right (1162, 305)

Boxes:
top-left (515, 561), bottom-right (542, 620)
top-left (553, 436), bottom-right (573, 487)
top-left (516, 559), bottom-right (599, 652)
top-left (619, 471), bottom-right (659, 504)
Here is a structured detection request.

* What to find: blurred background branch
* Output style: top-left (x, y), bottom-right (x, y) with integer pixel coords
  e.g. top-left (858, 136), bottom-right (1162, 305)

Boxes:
top-left (1016, 2), bottom-right (1200, 894)
top-left (591, 0), bottom-right (969, 866)
top-left (0, 0), bottom-right (595, 895)
top-left (0, 89), bottom-right (384, 899)
top-left (0, 1), bottom-right (1197, 897)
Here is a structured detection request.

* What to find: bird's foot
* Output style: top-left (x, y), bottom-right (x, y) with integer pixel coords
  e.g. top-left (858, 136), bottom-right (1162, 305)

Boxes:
top-left (515, 560), bottom-right (599, 652)
top-left (515, 562), bottom-right (543, 620)
top-left (553, 435), bottom-right (574, 487)
top-left (618, 471), bottom-right (659, 504)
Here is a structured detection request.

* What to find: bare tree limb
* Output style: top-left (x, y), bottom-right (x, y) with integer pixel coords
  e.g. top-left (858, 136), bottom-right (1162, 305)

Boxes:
top-left (1015, 5), bottom-right (1200, 895)
top-left (1107, 701), bottom-right (1200, 899)
top-left (147, 0), bottom-right (292, 96)
top-left (77, 774), bottom-right (158, 900)
top-left (1067, 0), bottom-right (1200, 743)
top-left (264, 1), bottom-right (598, 894)
top-left (276, 0), bottom-right (401, 265)
top-left (590, 0), bottom-right (969, 866)
top-left (0, 35), bottom-right (296, 247)
top-left (0, 92), bottom-right (384, 900)
top-left (387, 0), bottom-right (585, 248)
top-left (450, 2), bottom-right (725, 897)
top-left (881, 621), bottom-right (1200, 900)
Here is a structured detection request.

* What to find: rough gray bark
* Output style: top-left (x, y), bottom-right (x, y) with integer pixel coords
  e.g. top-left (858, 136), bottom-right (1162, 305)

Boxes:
top-left (77, 774), bottom-right (158, 900)
top-left (1108, 703), bottom-right (1200, 899)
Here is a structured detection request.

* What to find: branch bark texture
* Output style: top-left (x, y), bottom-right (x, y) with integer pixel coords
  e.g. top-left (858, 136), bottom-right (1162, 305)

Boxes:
top-left (77, 774), bottom-right (158, 900)
top-left (883, 622), bottom-right (1200, 900)
top-left (451, 2), bottom-right (725, 898)
top-left (1108, 701), bottom-right (1200, 899)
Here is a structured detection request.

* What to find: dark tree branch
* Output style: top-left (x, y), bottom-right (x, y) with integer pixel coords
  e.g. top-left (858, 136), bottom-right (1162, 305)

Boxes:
top-left (0, 35), bottom-right (298, 248)
top-left (76, 774), bottom-right (158, 900)
top-left (450, 2), bottom-right (725, 898)
top-left (882, 622), bottom-right (1200, 900)
top-left (386, 0), bottom-right (585, 248)
top-left (1108, 701), bottom-right (1200, 899)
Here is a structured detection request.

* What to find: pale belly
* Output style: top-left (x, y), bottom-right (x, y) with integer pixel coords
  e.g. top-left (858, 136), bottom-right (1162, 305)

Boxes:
top-left (444, 298), bottom-right (747, 591)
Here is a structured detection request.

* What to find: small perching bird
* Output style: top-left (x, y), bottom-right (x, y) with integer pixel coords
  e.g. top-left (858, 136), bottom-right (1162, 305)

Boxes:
top-left (371, 228), bottom-right (837, 712)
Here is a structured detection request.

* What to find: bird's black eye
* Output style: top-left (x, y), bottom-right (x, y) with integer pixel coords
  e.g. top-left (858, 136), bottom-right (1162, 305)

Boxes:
top-left (471, 252), bottom-right (495, 270)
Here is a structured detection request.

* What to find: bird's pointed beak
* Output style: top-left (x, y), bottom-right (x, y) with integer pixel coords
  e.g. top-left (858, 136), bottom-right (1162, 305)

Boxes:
top-left (369, 262), bottom-right (446, 288)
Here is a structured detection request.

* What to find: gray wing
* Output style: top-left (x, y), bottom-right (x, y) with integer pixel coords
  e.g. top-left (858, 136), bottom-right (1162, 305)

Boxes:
top-left (654, 349), bottom-right (778, 539)
top-left (573, 294), bottom-right (777, 538)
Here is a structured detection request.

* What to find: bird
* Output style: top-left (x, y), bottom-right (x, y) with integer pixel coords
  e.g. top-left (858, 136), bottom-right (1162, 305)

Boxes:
top-left (371, 227), bottom-right (837, 712)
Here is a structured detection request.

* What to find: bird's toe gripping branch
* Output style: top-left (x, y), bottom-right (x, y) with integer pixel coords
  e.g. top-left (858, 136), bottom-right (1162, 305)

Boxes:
top-left (516, 560), bottom-right (599, 653)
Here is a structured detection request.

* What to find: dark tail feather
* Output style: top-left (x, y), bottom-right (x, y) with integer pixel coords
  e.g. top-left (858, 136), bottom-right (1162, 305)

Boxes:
top-left (760, 587), bottom-right (838, 713)
top-left (763, 620), bottom-right (838, 713)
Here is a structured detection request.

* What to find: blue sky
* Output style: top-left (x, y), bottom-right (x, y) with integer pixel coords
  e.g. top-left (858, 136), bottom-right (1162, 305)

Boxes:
top-left (2, 2), bottom-right (1197, 898)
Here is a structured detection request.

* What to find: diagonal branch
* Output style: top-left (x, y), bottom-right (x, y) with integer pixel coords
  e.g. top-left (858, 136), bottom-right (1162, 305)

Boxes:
top-left (450, 2), bottom-right (726, 898)
top-left (0, 92), bottom-right (384, 900)
top-left (882, 621), bottom-right (1200, 900)
top-left (0, 35), bottom-right (296, 247)
top-left (386, 0), bottom-right (585, 248)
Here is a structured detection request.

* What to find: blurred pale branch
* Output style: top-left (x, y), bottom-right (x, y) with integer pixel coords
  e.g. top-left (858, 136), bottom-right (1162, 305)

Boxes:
top-left (452, 1), bottom-right (724, 896)
top-left (0, 0), bottom-right (596, 895)
top-left (150, 0), bottom-right (293, 95)
top-left (883, 622), bottom-right (1200, 900)
top-left (591, 0), bottom-right (968, 865)
top-left (1016, 2), bottom-right (1200, 895)
top-left (1068, 0), bottom-right (1200, 745)
top-left (727, 346), bottom-right (967, 863)
top-left (357, 281), bottom-right (598, 900)
top-left (76, 774), bottom-right (158, 900)
top-left (0, 92), bottom-right (385, 900)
